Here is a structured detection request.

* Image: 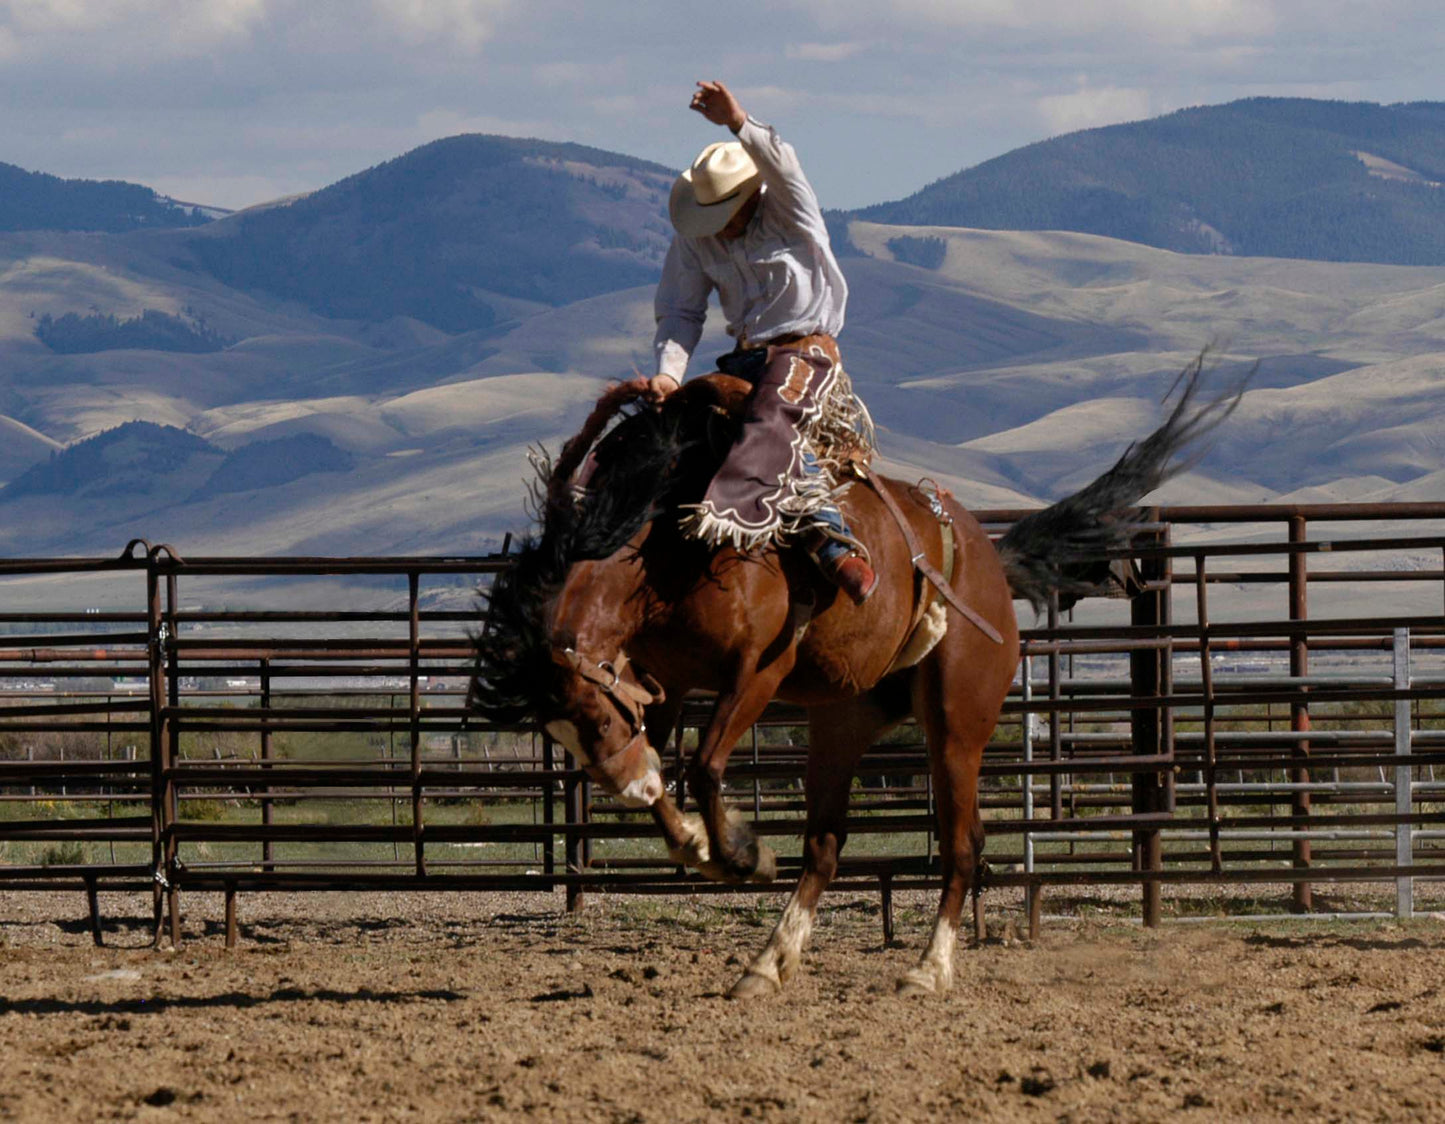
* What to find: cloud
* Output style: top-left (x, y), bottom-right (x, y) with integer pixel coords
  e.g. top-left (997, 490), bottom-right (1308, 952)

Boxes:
top-left (1036, 83), bottom-right (1156, 137)
top-left (785, 41), bottom-right (865, 63)
top-left (2, 0), bottom-right (1444, 214)
top-left (1, 0), bottom-right (269, 55)
top-left (792, 0), bottom-right (1277, 41)
top-left (370, 0), bottom-right (510, 53)
top-left (0, 0), bottom-right (511, 62)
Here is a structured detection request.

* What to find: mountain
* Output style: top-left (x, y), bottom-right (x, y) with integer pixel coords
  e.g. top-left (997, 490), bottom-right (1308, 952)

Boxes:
top-left (855, 99), bottom-right (1445, 265)
top-left (0, 161), bottom-right (210, 233)
top-left (3, 100), bottom-right (1445, 599)
top-left (179, 135), bottom-right (677, 332)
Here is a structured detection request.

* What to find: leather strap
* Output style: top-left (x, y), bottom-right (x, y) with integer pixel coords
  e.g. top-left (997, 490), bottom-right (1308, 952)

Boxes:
top-left (866, 474), bottom-right (1004, 646)
top-left (558, 649), bottom-right (664, 729)
top-left (583, 730), bottom-right (653, 789)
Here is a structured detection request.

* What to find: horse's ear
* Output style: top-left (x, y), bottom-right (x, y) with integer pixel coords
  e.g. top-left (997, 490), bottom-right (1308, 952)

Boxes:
top-left (552, 648), bottom-right (581, 672)
top-left (637, 671), bottom-right (665, 704)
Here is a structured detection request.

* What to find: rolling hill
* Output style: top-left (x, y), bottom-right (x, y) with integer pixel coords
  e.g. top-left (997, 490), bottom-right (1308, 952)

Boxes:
top-left (854, 98), bottom-right (1445, 265)
top-left (0, 161), bottom-right (209, 233)
top-left (2, 98), bottom-right (1445, 601)
top-left (176, 135), bottom-right (677, 332)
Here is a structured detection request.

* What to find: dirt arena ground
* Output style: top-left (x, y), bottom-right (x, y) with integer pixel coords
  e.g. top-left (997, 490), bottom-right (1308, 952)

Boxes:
top-left (4, 888), bottom-right (1445, 1122)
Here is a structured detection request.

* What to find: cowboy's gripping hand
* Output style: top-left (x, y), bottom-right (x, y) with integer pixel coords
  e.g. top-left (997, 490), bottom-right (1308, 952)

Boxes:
top-left (646, 374), bottom-right (679, 404)
top-left (691, 81), bottom-right (746, 132)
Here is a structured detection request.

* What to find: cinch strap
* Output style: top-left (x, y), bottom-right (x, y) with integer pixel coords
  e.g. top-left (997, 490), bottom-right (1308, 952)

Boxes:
top-left (865, 473), bottom-right (1004, 646)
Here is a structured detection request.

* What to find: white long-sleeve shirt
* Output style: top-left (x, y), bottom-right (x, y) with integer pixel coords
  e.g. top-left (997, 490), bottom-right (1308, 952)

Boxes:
top-left (652, 115), bottom-right (848, 380)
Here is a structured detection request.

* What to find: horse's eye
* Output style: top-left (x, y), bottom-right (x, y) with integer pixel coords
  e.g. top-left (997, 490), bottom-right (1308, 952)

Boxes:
top-left (599, 716), bottom-right (612, 735)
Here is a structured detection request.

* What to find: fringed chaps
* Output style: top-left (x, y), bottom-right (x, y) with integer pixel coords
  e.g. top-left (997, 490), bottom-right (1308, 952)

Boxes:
top-left (681, 334), bottom-right (874, 552)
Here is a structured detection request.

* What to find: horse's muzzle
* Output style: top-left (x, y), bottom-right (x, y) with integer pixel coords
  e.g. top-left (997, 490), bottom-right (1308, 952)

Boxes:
top-left (586, 733), bottom-right (664, 808)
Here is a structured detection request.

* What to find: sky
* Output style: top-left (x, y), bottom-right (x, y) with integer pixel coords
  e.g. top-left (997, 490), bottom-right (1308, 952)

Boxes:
top-left (2, 0), bottom-right (1443, 213)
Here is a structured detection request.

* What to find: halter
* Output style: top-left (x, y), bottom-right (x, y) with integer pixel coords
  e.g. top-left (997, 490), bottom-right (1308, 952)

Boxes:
top-left (556, 648), bottom-right (666, 789)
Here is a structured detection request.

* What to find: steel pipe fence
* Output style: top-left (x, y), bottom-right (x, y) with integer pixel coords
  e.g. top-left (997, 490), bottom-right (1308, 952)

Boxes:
top-left (3, 505), bottom-right (1445, 947)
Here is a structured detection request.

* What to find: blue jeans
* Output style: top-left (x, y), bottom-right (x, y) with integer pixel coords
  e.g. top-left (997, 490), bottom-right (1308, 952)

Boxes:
top-left (802, 450), bottom-right (854, 565)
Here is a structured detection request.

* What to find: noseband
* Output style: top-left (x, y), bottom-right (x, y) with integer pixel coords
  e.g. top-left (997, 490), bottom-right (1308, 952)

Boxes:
top-left (557, 648), bottom-right (666, 789)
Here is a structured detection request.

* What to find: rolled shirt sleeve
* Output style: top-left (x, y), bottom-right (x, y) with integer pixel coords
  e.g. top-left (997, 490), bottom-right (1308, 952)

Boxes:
top-left (653, 237), bottom-right (712, 379)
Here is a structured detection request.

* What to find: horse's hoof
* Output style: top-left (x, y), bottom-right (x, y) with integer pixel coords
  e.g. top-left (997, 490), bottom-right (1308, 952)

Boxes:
top-left (896, 968), bottom-right (939, 998)
top-left (728, 970), bottom-right (779, 1000)
top-left (695, 860), bottom-right (732, 884)
top-left (747, 843), bottom-right (778, 884)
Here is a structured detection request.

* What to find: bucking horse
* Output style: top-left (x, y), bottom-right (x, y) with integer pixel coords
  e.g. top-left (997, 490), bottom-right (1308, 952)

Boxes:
top-left (469, 353), bottom-right (1237, 998)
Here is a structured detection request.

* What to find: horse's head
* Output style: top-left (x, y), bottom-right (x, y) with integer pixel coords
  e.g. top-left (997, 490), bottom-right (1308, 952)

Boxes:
top-left (542, 643), bottom-right (667, 808)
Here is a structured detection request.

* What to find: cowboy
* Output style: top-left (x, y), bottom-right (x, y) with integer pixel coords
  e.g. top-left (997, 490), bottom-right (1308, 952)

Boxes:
top-left (649, 80), bottom-right (878, 605)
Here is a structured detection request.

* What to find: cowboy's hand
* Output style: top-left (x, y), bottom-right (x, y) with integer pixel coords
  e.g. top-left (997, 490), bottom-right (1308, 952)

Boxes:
top-left (647, 374), bottom-right (679, 404)
top-left (691, 81), bottom-right (746, 132)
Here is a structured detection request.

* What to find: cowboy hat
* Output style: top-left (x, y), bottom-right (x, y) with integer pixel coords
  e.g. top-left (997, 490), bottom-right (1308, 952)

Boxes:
top-left (668, 141), bottom-right (763, 237)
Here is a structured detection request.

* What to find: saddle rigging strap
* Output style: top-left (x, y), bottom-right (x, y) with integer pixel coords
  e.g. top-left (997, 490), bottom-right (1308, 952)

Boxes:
top-left (863, 473), bottom-right (1005, 646)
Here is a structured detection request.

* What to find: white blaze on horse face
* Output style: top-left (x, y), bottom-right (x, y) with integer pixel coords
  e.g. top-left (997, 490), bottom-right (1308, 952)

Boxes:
top-left (615, 767), bottom-right (663, 808)
top-left (614, 744), bottom-right (664, 808)
top-left (544, 720), bottom-right (591, 764)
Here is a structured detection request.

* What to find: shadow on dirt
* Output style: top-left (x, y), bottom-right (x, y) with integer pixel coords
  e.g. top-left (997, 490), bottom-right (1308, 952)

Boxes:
top-left (0, 985), bottom-right (468, 1019)
top-left (1242, 932), bottom-right (1443, 952)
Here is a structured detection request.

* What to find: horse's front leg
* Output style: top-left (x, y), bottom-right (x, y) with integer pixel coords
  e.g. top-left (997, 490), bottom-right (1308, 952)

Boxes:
top-left (634, 694), bottom-right (714, 871)
top-left (682, 654), bottom-right (796, 884)
top-left (622, 684), bottom-right (761, 882)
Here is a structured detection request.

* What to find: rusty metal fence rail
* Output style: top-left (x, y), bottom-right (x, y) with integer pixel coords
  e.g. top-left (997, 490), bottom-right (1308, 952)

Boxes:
top-left (4, 504), bottom-right (1445, 947)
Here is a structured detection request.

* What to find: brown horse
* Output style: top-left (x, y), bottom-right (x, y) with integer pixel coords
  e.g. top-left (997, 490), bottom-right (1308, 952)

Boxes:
top-left (470, 355), bottom-right (1233, 997)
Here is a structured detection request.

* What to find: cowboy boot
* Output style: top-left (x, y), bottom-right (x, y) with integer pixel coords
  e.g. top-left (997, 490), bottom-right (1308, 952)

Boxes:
top-left (828, 551), bottom-right (878, 606)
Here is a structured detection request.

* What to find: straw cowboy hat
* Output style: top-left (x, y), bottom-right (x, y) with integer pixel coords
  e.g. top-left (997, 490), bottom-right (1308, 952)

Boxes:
top-left (669, 141), bottom-right (763, 237)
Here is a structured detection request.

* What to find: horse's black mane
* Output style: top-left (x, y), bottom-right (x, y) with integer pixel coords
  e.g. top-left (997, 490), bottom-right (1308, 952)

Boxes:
top-left (468, 385), bottom-right (728, 724)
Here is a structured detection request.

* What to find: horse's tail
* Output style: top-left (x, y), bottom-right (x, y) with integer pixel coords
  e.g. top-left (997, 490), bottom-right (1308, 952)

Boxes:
top-left (996, 351), bottom-right (1248, 612)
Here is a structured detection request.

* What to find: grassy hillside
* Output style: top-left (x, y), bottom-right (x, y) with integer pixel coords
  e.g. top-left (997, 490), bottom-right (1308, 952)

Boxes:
top-left (856, 99), bottom-right (1445, 265)
top-left (183, 135), bottom-right (676, 332)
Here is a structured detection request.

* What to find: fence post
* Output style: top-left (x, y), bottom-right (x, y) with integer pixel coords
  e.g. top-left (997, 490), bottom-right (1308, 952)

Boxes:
top-left (1047, 593), bottom-right (1062, 824)
top-left (752, 724), bottom-right (761, 821)
top-left (1130, 517), bottom-right (1169, 928)
top-left (1021, 655), bottom-right (1044, 938)
top-left (565, 762), bottom-right (587, 913)
top-left (389, 694), bottom-right (400, 862)
top-left (1195, 552), bottom-right (1222, 873)
top-left (408, 572), bottom-right (425, 877)
top-left (1021, 655), bottom-right (1035, 877)
top-left (165, 572), bottom-right (182, 947)
top-left (146, 560), bottom-right (169, 946)
top-left (260, 659), bottom-right (274, 872)
top-left (1289, 515), bottom-right (1312, 912)
top-left (541, 732), bottom-right (556, 877)
top-left (1395, 627), bottom-right (1414, 920)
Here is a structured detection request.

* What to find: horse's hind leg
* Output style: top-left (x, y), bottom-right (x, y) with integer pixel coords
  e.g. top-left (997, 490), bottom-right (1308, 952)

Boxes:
top-left (898, 646), bottom-right (996, 997)
top-left (730, 685), bottom-right (906, 999)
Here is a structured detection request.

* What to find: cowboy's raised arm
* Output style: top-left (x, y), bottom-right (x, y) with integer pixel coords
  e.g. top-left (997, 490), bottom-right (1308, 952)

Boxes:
top-left (690, 80), bottom-right (822, 230)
